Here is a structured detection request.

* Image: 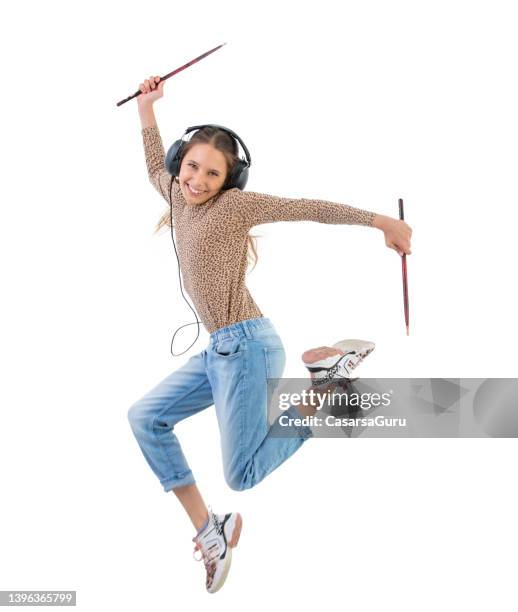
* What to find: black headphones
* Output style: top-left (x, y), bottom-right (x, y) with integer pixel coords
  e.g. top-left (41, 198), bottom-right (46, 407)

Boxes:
top-left (165, 123), bottom-right (252, 189)
top-left (164, 124), bottom-right (252, 357)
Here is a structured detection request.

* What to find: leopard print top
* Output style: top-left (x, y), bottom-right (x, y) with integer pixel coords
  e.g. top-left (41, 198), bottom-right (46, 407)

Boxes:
top-left (142, 124), bottom-right (376, 333)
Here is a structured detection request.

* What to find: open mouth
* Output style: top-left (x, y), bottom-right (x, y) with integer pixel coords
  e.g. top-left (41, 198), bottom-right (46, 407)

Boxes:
top-left (186, 183), bottom-right (206, 196)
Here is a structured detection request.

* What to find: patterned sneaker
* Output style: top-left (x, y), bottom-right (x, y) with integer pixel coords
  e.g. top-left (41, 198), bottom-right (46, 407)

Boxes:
top-left (302, 339), bottom-right (375, 386)
top-left (192, 507), bottom-right (242, 594)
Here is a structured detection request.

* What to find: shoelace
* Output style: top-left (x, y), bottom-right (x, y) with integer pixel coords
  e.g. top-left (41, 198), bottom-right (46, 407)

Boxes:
top-left (192, 509), bottom-right (224, 588)
top-left (193, 540), bottom-right (219, 588)
top-left (211, 511), bottom-right (224, 535)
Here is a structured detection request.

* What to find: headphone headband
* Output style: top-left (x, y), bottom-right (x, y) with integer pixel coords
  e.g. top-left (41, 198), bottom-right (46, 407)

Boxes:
top-left (182, 124), bottom-right (252, 167)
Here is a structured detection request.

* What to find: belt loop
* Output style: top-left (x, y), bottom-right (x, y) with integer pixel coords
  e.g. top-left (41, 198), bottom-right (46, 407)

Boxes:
top-left (242, 320), bottom-right (252, 339)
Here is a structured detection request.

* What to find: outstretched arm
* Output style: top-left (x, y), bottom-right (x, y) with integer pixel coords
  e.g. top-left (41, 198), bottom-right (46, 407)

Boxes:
top-left (235, 189), bottom-right (376, 228)
top-left (233, 189), bottom-right (412, 256)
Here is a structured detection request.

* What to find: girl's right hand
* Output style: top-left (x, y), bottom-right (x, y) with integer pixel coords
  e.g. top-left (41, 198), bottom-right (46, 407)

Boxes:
top-left (373, 214), bottom-right (413, 256)
top-left (137, 75), bottom-right (165, 107)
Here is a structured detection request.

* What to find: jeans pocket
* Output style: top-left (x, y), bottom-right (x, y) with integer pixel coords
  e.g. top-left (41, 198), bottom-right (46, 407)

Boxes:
top-left (213, 336), bottom-right (244, 358)
top-left (263, 346), bottom-right (286, 378)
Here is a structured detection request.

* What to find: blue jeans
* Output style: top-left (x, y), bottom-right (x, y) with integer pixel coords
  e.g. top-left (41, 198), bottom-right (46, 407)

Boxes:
top-left (127, 317), bottom-right (313, 492)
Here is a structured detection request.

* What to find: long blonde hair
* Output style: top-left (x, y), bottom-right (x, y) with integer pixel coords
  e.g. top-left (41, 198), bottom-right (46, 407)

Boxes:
top-left (154, 126), bottom-right (259, 273)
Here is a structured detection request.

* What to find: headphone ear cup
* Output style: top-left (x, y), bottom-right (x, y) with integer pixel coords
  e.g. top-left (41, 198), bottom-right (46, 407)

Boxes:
top-left (165, 139), bottom-right (184, 176)
top-left (228, 159), bottom-right (249, 190)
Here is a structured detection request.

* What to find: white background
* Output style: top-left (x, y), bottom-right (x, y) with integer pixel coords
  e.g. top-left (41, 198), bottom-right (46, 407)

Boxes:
top-left (1, 0), bottom-right (517, 609)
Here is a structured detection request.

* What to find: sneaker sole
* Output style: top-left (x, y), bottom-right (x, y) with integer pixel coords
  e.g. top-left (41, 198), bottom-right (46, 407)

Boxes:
top-left (228, 513), bottom-right (242, 548)
top-left (302, 342), bottom-right (375, 368)
top-left (303, 343), bottom-right (375, 385)
top-left (210, 548), bottom-right (233, 594)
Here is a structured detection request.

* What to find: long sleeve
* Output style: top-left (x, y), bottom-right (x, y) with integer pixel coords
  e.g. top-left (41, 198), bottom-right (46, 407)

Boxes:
top-left (233, 188), bottom-right (376, 230)
top-left (141, 124), bottom-right (174, 206)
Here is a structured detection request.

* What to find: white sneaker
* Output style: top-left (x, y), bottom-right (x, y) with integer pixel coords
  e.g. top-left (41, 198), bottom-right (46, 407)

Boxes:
top-left (302, 339), bottom-right (375, 386)
top-left (192, 507), bottom-right (242, 593)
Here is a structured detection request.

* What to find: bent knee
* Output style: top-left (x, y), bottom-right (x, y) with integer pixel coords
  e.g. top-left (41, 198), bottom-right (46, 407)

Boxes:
top-left (127, 401), bottom-right (174, 435)
top-left (127, 403), bottom-right (138, 428)
top-left (224, 470), bottom-right (254, 492)
top-left (127, 402), bottom-right (150, 431)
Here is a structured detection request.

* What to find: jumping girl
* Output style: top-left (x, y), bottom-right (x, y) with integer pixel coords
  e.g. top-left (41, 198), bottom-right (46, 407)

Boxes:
top-left (128, 75), bottom-right (413, 593)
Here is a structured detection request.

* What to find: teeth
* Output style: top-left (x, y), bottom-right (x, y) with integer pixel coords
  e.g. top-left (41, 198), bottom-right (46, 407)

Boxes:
top-left (187, 184), bottom-right (204, 195)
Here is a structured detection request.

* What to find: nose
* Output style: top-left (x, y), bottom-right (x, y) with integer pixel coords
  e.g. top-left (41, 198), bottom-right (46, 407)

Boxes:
top-left (189, 172), bottom-right (206, 191)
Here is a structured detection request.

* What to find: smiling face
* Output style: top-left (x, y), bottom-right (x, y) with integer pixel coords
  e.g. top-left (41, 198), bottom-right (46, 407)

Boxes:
top-left (178, 143), bottom-right (229, 205)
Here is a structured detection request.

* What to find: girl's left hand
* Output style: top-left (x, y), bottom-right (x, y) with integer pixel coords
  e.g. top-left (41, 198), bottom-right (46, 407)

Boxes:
top-left (374, 214), bottom-right (413, 256)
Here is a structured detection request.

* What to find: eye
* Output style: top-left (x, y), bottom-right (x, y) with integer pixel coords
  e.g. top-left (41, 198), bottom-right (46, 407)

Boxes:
top-left (188, 162), bottom-right (218, 176)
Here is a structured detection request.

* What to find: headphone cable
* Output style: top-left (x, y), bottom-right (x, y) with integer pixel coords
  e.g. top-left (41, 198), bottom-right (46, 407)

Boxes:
top-left (168, 177), bottom-right (201, 357)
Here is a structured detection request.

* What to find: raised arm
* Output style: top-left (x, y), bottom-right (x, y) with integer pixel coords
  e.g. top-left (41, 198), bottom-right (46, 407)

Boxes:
top-left (234, 189), bottom-right (377, 229)
top-left (137, 76), bottom-right (173, 206)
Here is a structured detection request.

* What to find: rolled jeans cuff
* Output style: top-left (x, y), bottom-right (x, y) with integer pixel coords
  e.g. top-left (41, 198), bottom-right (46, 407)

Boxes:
top-left (161, 471), bottom-right (196, 492)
